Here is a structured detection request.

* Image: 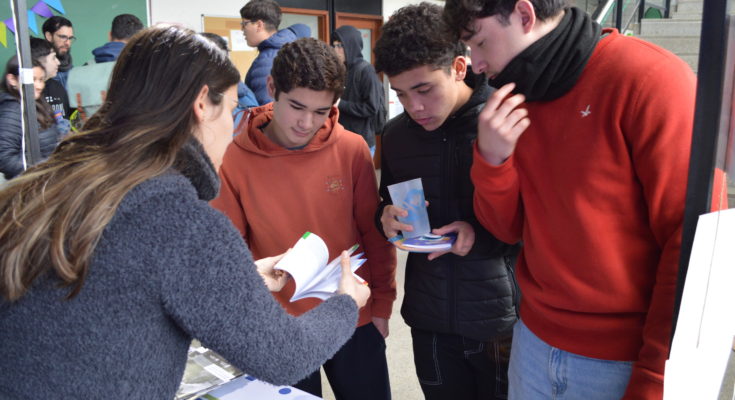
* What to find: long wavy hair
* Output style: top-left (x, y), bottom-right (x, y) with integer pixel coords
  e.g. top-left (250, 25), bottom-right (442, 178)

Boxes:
top-left (0, 25), bottom-right (240, 301)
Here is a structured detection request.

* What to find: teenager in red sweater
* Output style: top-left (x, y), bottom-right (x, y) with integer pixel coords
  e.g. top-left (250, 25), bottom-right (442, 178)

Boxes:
top-left (443, 1), bottom-right (696, 399)
top-left (211, 38), bottom-right (396, 400)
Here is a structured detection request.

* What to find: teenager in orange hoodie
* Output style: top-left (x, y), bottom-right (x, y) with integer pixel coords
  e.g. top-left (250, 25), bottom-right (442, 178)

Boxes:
top-left (211, 38), bottom-right (396, 400)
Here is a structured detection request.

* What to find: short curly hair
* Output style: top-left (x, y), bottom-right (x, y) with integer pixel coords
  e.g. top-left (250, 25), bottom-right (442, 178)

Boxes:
top-left (374, 3), bottom-right (465, 77)
top-left (271, 38), bottom-right (346, 102)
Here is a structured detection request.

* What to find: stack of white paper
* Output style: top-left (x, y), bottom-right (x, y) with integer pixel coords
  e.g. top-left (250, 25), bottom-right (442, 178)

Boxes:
top-left (275, 232), bottom-right (366, 302)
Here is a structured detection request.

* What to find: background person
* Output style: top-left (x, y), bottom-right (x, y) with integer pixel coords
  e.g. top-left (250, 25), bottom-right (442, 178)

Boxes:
top-left (0, 56), bottom-right (65, 180)
top-left (30, 37), bottom-right (70, 118)
top-left (42, 16), bottom-right (74, 88)
top-left (332, 25), bottom-right (385, 156)
top-left (239, 0), bottom-right (311, 105)
top-left (200, 32), bottom-right (258, 112)
top-left (0, 26), bottom-right (369, 398)
top-left (90, 13), bottom-right (144, 63)
top-left (67, 14), bottom-right (145, 124)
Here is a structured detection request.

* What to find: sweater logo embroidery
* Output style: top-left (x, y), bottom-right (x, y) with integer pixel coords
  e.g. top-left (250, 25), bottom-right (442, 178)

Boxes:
top-left (580, 105), bottom-right (591, 117)
top-left (325, 176), bottom-right (345, 194)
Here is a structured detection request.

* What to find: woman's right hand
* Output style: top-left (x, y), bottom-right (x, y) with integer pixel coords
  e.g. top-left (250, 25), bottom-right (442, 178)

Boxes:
top-left (336, 251), bottom-right (370, 308)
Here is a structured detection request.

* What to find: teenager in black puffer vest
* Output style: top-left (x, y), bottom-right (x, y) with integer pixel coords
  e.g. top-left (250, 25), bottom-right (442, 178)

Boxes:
top-left (374, 5), bottom-right (520, 399)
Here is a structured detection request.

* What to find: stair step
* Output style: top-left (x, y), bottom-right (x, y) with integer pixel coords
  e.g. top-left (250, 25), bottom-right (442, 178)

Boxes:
top-left (679, 53), bottom-right (699, 72)
top-left (676, 1), bottom-right (704, 13)
top-left (639, 36), bottom-right (700, 54)
top-left (672, 12), bottom-right (703, 19)
top-left (640, 19), bottom-right (701, 36)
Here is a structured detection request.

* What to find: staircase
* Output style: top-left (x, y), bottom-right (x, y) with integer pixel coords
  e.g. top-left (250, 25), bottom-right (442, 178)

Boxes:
top-left (637, 0), bottom-right (703, 73)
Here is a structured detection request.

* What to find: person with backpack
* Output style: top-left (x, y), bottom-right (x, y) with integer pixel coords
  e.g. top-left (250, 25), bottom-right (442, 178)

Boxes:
top-left (332, 25), bottom-right (386, 157)
top-left (66, 14), bottom-right (144, 125)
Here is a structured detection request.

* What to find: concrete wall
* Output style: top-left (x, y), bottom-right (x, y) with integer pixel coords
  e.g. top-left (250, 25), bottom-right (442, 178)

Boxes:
top-left (149, 0), bottom-right (239, 31)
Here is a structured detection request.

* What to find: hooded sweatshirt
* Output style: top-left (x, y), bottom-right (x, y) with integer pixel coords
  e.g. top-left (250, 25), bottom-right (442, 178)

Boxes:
top-left (245, 24), bottom-right (311, 105)
top-left (211, 104), bottom-right (396, 327)
top-left (333, 26), bottom-right (384, 148)
top-left (287, 23), bottom-right (311, 39)
top-left (92, 41), bottom-right (125, 63)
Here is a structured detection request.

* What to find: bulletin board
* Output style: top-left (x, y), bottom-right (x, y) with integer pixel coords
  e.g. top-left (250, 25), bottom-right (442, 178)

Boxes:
top-left (201, 15), bottom-right (258, 81)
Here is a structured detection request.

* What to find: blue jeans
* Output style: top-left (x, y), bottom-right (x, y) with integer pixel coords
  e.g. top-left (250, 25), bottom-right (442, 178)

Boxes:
top-left (508, 320), bottom-right (633, 400)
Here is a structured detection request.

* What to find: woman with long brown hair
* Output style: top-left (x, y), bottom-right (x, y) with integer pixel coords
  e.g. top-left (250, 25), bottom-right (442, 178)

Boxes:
top-left (0, 25), bottom-right (368, 398)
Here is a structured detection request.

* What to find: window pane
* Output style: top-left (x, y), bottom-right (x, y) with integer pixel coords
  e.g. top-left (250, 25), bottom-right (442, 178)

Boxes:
top-left (281, 13), bottom-right (319, 40)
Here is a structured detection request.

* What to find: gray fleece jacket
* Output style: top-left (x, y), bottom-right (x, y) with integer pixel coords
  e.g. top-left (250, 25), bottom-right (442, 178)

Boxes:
top-left (0, 140), bottom-right (358, 399)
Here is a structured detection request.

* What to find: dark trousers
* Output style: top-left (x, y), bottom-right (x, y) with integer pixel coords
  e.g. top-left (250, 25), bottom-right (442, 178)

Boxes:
top-left (294, 322), bottom-right (391, 400)
top-left (411, 328), bottom-right (512, 400)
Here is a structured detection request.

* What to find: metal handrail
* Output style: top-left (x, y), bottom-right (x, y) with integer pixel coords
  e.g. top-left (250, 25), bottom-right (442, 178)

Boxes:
top-left (591, 0), bottom-right (671, 33)
top-left (592, 0), bottom-right (617, 23)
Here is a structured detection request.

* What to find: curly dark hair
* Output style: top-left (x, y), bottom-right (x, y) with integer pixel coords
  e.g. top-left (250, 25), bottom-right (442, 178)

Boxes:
top-left (443, 0), bottom-right (568, 41)
top-left (374, 3), bottom-right (465, 77)
top-left (271, 38), bottom-right (345, 102)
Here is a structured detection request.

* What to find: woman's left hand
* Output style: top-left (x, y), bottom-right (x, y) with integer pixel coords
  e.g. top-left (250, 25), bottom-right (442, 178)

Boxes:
top-left (254, 252), bottom-right (291, 292)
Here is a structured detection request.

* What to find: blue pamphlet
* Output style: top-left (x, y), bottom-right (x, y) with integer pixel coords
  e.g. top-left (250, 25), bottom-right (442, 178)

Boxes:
top-left (389, 233), bottom-right (457, 253)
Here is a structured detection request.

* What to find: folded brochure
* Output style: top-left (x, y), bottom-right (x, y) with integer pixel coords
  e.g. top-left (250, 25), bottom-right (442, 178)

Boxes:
top-left (274, 232), bottom-right (366, 302)
top-left (389, 233), bottom-right (456, 253)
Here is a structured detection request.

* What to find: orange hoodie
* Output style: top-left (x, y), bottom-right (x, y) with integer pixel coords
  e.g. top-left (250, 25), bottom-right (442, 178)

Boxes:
top-left (212, 104), bottom-right (396, 326)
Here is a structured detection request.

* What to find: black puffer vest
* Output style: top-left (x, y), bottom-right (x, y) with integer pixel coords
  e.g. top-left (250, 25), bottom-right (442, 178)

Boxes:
top-left (377, 71), bottom-right (520, 341)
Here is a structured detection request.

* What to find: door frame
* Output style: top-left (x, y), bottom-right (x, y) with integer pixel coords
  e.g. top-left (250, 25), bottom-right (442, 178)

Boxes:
top-left (282, 7), bottom-right (331, 41)
top-left (334, 12), bottom-right (383, 66)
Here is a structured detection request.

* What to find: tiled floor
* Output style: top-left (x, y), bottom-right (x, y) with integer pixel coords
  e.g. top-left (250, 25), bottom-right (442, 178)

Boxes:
top-left (320, 249), bottom-right (423, 399)
top-left (321, 168), bottom-right (421, 399)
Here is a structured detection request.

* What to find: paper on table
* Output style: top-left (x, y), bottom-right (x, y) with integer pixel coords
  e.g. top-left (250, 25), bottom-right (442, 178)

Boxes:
top-left (203, 374), bottom-right (319, 399)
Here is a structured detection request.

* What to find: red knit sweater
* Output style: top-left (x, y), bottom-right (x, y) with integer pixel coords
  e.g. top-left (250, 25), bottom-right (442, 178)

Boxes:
top-left (471, 30), bottom-right (695, 399)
